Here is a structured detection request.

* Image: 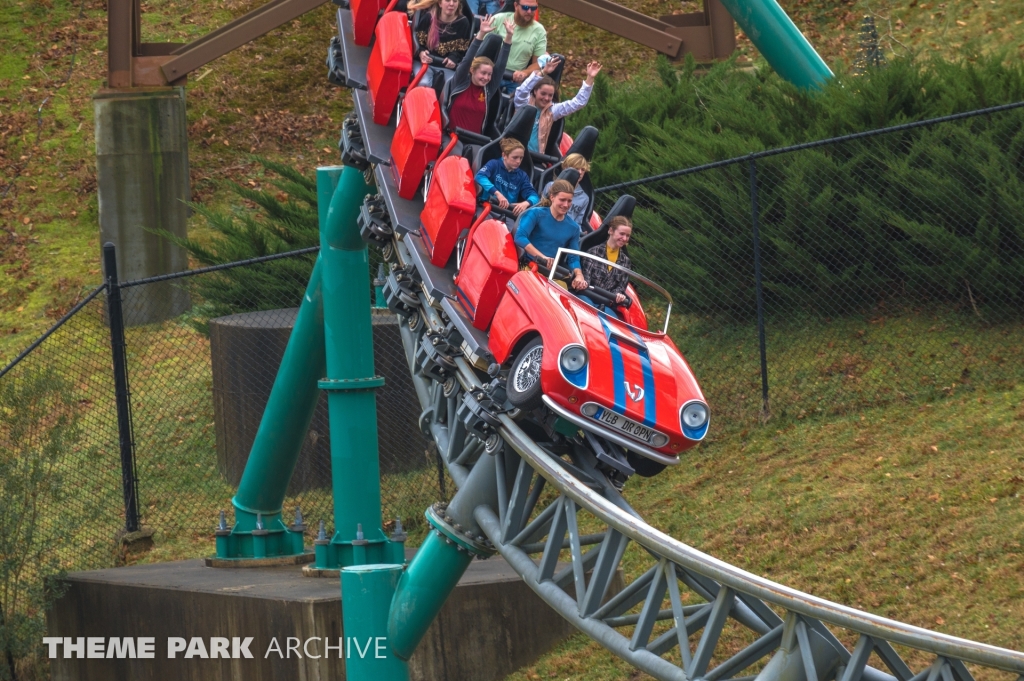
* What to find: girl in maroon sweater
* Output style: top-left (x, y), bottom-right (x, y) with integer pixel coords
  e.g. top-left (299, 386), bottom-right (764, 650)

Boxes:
top-left (445, 16), bottom-right (513, 137)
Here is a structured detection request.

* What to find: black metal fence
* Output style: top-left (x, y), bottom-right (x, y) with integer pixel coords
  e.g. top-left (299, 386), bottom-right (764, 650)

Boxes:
top-left (4, 101), bottom-right (1024, 571)
top-left (0, 246), bottom-right (445, 571)
top-left (593, 101), bottom-right (1024, 427)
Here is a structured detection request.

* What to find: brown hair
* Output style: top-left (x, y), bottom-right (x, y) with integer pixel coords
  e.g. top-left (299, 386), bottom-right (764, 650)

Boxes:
top-left (562, 153), bottom-right (590, 173)
top-left (607, 215), bottom-right (632, 233)
top-left (500, 138), bottom-right (525, 156)
top-left (470, 56), bottom-right (493, 73)
top-left (538, 179), bottom-right (575, 208)
top-left (531, 76), bottom-right (557, 97)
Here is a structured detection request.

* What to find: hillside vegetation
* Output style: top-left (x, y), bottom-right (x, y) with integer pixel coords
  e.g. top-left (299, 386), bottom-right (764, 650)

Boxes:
top-left (4, 0), bottom-right (1024, 360)
top-left (2, 1), bottom-right (1024, 680)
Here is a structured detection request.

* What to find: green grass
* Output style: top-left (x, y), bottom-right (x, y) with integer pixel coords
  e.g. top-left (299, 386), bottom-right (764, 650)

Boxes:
top-left (506, 381), bottom-right (1024, 681)
top-left (4, 0), bottom-right (1024, 676)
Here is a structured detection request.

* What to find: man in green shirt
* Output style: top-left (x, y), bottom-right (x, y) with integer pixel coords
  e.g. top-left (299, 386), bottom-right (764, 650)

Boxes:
top-left (491, 0), bottom-right (547, 92)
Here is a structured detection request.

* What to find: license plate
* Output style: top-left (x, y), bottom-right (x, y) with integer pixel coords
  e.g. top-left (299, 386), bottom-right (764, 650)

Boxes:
top-left (590, 406), bottom-right (657, 444)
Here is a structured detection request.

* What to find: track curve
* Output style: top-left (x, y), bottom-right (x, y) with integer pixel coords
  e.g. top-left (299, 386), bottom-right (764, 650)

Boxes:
top-left (328, 10), bottom-right (1024, 678)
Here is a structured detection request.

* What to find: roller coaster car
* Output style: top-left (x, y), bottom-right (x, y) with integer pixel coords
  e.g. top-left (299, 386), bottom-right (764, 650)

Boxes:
top-left (482, 246), bottom-right (709, 475)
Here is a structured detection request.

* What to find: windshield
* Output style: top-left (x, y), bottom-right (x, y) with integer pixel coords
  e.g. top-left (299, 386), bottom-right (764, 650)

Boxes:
top-left (551, 247), bottom-right (673, 334)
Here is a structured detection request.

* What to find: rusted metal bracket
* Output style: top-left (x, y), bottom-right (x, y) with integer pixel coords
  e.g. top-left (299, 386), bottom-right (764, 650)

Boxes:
top-left (160, 0), bottom-right (329, 82)
top-left (538, 0), bottom-right (735, 61)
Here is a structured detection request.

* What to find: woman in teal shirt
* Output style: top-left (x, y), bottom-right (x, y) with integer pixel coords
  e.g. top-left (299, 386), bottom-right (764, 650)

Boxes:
top-left (514, 179), bottom-right (588, 291)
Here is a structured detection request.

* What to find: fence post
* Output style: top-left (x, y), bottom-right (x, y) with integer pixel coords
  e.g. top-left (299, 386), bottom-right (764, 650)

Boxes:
top-left (103, 242), bottom-right (141, 533)
top-left (747, 158), bottom-right (770, 420)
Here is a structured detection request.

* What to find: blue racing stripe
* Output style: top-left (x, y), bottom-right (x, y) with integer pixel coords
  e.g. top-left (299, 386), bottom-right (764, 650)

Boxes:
top-left (627, 327), bottom-right (658, 428)
top-left (598, 315), bottom-right (626, 412)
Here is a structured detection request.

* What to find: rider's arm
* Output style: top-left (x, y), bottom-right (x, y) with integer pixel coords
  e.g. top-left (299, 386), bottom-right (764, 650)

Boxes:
top-left (474, 161), bottom-right (498, 198)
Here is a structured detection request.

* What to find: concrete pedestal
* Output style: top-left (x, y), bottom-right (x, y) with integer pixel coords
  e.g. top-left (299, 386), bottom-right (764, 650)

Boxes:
top-left (94, 87), bottom-right (191, 326)
top-left (210, 308), bottom-right (429, 494)
top-left (47, 552), bottom-right (595, 681)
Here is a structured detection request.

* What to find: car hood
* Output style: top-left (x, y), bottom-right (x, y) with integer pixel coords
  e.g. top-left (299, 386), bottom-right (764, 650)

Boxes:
top-left (560, 293), bottom-right (703, 432)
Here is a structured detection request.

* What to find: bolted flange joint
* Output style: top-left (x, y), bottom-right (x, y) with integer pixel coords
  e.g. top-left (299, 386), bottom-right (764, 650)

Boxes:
top-left (425, 502), bottom-right (494, 558)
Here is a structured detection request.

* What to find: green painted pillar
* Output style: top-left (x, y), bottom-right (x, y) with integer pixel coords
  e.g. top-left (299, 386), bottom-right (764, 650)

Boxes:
top-left (315, 165), bottom-right (396, 569)
top-left (717, 0), bottom-right (833, 89)
top-left (342, 564), bottom-right (410, 681)
top-left (388, 531), bottom-right (473, 660)
top-left (215, 253), bottom-right (327, 560)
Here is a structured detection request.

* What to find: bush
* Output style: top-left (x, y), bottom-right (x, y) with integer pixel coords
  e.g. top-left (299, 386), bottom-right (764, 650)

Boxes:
top-left (155, 157), bottom-right (321, 331)
top-left (581, 55), bottom-right (1024, 318)
top-left (0, 368), bottom-right (82, 681)
top-left (572, 54), bottom-right (1024, 187)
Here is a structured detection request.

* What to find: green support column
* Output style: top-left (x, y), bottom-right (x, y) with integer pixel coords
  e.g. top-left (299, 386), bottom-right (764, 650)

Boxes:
top-left (717, 0), bottom-right (833, 89)
top-left (342, 565), bottom-right (410, 681)
top-left (214, 253), bottom-right (327, 560)
top-left (314, 165), bottom-right (399, 569)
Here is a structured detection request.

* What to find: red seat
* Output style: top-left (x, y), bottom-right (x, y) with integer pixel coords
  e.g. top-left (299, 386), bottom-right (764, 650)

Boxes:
top-left (350, 0), bottom-right (387, 46)
top-left (454, 218), bottom-right (519, 331)
top-left (390, 87), bottom-right (442, 200)
top-left (420, 156), bottom-right (475, 267)
top-left (366, 12), bottom-right (412, 126)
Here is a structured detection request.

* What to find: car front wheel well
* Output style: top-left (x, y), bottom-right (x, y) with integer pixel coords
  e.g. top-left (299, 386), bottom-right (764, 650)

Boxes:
top-left (505, 331), bottom-right (541, 368)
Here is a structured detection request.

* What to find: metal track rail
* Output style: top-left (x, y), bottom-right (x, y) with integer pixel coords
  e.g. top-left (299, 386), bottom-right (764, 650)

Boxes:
top-left (336, 3), bottom-right (1024, 671)
top-left (381, 233), bottom-right (1024, 681)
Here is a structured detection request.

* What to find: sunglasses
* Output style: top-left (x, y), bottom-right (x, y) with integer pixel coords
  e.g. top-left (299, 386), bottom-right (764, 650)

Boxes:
top-left (518, 4), bottom-right (537, 10)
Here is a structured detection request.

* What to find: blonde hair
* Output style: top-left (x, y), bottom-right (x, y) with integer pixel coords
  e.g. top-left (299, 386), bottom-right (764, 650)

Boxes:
top-left (470, 56), bottom-right (493, 73)
top-left (538, 179), bottom-right (575, 208)
top-left (500, 138), bottom-right (525, 156)
top-left (562, 153), bottom-right (590, 173)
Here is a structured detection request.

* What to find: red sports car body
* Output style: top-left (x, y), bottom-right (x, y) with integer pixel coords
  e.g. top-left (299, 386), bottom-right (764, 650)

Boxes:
top-left (488, 253), bottom-right (709, 467)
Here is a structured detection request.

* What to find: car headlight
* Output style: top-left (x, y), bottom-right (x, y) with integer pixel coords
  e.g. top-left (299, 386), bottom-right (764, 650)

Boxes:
top-left (558, 345), bottom-right (589, 389)
top-left (681, 402), bottom-right (707, 428)
top-left (560, 345), bottom-right (588, 372)
top-left (680, 400), bottom-right (709, 441)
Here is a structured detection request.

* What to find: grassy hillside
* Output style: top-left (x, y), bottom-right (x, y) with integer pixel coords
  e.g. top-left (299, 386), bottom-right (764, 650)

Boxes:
top-left (3, 0), bottom-right (1024, 679)
top-left (4, 0), bottom-right (1024, 362)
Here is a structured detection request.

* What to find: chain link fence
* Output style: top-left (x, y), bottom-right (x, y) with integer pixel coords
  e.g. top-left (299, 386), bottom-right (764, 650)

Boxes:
top-left (593, 101), bottom-right (1024, 428)
top-left (0, 247), bottom-right (446, 572)
top-left (4, 100), bottom-right (1024, 571)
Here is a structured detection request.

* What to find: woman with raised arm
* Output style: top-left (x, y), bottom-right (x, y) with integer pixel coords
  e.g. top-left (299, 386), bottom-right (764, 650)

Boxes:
top-left (514, 180), bottom-right (588, 291)
top-left (445, 16), bottom-right (514, 137)
top-left (514, 58), bottom-right (602, 153)
top-left (410, 0), bottom-right (471, 71)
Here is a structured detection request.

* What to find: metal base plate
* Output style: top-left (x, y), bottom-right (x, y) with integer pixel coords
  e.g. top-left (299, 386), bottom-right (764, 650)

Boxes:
top-left (204, 551), bottom-right (315, 568)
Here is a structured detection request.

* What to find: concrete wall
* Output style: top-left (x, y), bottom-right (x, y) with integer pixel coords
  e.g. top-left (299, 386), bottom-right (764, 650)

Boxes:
top-left (47, 556), bottom-right (587, 681)
top-left (94, 87), bottom-right (191, 325)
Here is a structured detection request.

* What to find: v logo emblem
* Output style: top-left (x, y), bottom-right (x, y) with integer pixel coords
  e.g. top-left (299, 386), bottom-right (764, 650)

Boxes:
top-left (625, 382), bottom-right (644, 402)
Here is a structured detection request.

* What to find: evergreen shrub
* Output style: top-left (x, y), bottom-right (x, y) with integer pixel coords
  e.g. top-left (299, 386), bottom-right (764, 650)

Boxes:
top-left (576, 55), bottom-right (1024, 317)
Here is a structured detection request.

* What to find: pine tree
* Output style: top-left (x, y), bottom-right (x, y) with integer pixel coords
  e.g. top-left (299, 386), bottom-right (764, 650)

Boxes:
top-left (153, 157), bottom-right (321, 333)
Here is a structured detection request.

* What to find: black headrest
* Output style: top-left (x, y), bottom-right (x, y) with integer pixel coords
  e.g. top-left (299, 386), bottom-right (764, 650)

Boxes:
top-left (504, 105), bottom-right (537, 147)
top-left (557, 167), bottom-right (580, 186)
top-left (580, 194), bottom-right (636, 250)
top-left (563, 126), bottom-right (598, 162)
top-left (478, 32), bottom-right (503, 61)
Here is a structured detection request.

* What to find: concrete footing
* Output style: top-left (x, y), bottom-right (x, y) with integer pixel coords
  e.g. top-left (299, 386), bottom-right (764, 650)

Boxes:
top-left (94, 87), bottom-right (191, 325)
top-left (47, 552), bottom-right (588, 681)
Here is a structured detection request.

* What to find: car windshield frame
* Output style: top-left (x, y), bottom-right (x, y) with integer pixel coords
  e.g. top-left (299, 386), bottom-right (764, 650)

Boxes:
top-left (550, 247), bottom-right (673, 334)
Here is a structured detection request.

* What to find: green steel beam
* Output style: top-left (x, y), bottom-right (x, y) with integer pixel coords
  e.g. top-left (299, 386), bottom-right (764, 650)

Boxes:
top-left (315, 164), bottom-right (400, 569)
top-left (388, 531), bottom-right (473, 660)
top-left (342, 564), bottom-right (410, 680)
top-left (216, 249), bottom-right (328, 559)
top-left (717, 0), bottom-right (833, 89)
